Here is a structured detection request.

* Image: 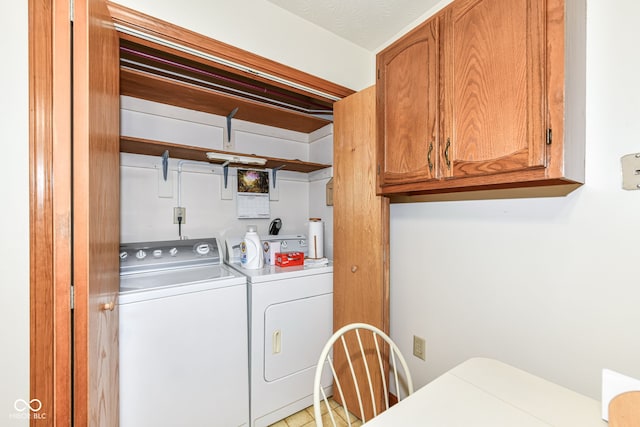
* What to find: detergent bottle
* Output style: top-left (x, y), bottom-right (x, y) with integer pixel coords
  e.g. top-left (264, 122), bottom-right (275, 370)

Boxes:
top-left (241, 225), bottom-right (263, 269)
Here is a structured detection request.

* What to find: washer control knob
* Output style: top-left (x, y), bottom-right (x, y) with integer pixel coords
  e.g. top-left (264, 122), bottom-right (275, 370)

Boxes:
top-left (169, 247), bottom-right (178, 257)
top-left (119, 251), bottom-right (128, 261)
top-left (136, 250), bottom-right (147, 260)
top-left (153, 249), bottom-right (162, 258)
top-left (195, 243), bottom-right (210, 255)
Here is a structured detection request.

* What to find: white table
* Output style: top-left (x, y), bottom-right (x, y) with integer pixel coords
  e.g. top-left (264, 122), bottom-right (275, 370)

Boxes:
top-left (365, 358), bottom-right (607, 426)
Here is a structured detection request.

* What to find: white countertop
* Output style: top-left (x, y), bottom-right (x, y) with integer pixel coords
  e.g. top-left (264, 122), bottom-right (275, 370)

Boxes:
top-left (364, 358), bottom-right (606, 426)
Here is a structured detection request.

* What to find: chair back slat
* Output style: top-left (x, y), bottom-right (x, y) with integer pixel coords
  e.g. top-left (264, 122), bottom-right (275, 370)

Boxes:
top-left (313, 323), bottom-right (414, 427)
top-left (372, 333), bottom-right (390, 409)
top-left (355, 329), bottom-right (378, 419)
top-left (339, 334), bottom-right (364, 424)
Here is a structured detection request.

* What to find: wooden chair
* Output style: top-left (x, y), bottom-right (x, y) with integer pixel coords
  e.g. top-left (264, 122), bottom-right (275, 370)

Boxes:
top-left (312, 323), bottom-right (413, 426)
top-left (609, 391), bottom-right (640, 427)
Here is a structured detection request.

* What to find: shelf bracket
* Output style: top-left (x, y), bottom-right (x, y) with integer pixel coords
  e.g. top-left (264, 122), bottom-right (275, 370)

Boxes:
top-left (161, 150), bottom-right (169, 181)
top-left (271, 165), bottom-right (285, 189)
top-left (226, 107), bottom-right (239, 143)
top-left (222, 161), bottom-right (231, 189)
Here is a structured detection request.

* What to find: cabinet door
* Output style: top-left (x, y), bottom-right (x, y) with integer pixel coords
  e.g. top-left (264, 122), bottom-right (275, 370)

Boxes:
top-left (334, 86), bottom-right (389, 419)
top-left (443, 0), bottom-right (546, 178)
top-left (377, 17), bottom-right (440, 185)
top-left (73, 0), bottom-right (121, 424)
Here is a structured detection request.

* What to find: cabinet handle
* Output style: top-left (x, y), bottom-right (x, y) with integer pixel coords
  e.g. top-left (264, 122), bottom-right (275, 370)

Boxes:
top-left (427, 141), bottom-right (434, 171)
top-left (351, 265), bottom-right (358, 273)
top-left (444, 138), bottom-right (451, 169)
top-left (101, 301), bottom-right (115, 312)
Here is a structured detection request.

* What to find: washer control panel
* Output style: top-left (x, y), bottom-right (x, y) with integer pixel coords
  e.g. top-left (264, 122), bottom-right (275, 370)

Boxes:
top-left (119, 237), bottom-right (222, 274)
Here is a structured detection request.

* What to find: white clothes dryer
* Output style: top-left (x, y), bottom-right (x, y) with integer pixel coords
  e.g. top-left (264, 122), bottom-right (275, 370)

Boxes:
top-left (226, 235), bottom-right (334, 427)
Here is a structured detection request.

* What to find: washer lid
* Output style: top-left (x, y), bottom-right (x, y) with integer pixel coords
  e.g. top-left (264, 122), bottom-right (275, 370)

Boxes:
top-left (119, 264), bottom-right (246, 303)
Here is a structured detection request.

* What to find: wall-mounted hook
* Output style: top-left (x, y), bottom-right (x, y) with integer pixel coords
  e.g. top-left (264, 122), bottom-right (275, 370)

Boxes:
top-left (161, 150), bottom-right (169, 181)
top-left (222, 161), bottom-right (231, 189)
top-left (271, 165), bottom-right (285, 188)
top-left (226, 107), bottom-right (239, 143)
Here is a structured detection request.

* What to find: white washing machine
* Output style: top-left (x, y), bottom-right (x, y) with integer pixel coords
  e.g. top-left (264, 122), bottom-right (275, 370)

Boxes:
top-left (119, 237), bottom-right (249, 427)
top-left (225, 235), bottom-right (334, 427)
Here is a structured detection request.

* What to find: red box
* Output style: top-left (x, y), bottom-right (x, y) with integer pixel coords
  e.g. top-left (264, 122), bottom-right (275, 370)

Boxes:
top-left (275, 252), bottom-right (304, 267)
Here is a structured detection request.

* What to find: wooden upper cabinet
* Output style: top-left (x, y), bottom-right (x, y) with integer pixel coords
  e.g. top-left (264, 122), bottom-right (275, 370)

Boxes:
top-left (377, 0), bottom-right (586, 199)
top-left (377, 16), bottom-right (440, 185)
top-left (443, 0), bottom-right (545, 179)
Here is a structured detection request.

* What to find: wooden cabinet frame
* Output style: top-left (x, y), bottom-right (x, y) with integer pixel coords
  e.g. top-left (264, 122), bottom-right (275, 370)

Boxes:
top-left (376, 0), bottom-right (586, 201)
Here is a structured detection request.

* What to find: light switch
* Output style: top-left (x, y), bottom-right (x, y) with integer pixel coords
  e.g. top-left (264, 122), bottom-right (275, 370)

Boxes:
top-left (621, 153), bottom-right (640, 190)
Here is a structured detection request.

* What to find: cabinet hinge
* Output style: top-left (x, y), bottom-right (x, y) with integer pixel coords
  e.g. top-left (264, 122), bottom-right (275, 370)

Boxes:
top-left (377, 69), bottom-right (380, 80)
top-left (70, 284), bottom-right (74, 310)
top-left (546, 128), bottom-right (552, 145)
top-left (377, 164), bottom-right (381, 175)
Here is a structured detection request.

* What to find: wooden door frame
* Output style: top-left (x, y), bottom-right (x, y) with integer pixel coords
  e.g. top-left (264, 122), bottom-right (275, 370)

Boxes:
top-left (29, 0), bottom-right (73, 425)
top-left (30, 3), bottom-right (355, 425)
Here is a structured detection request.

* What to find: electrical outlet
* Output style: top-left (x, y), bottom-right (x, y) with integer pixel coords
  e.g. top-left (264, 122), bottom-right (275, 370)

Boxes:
top-left (413, 335), bottom-right (426, 361)
top-left (173, 207), bottom-right (186, 224)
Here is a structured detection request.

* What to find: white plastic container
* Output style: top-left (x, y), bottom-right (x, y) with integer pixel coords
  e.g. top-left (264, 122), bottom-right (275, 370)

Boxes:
top-left (241, 225), bottom-right (264, 269)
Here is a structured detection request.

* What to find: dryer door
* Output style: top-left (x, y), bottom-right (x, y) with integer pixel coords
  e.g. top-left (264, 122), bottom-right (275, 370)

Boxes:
top-left (264, 293), bottom-right (333, 381)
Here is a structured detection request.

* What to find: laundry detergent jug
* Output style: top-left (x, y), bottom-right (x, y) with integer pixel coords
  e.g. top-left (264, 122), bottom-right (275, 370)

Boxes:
top-left (241, 225), bottom-right (263, 269)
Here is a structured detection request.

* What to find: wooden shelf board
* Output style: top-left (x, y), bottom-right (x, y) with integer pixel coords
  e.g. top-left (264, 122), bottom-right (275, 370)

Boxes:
top-left (121, 68), bottom-right (333, 134)
top-left (120, 136), bottom-right (331, 173)
top-left (108, 1), bottom-right (355, 101)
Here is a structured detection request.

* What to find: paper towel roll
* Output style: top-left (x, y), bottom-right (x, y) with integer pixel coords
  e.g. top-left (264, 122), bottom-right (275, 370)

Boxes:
top-left (308, 218), bottom-right (324, 259)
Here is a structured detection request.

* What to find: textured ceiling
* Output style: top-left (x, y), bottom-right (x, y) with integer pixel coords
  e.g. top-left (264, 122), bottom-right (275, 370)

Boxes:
top-left (266, 0), bottom-right (443, 51)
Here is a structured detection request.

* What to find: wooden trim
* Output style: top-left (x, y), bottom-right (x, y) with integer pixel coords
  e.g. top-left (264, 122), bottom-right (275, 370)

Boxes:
top-left (546, 0), bottom-right (566, 179)
top-left (382, 195), bottom-right (390, 336)
top-left (72, 0), bottom-right (90, 422)
top-left (106, 1), bottom-right (355, 100)
top-left (29, 0), bottom-right (73, 425)
top-left (388, 183), bottom-right (582, 203)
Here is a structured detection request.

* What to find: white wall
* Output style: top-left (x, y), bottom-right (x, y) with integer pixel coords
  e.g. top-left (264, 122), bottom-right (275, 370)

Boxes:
top-left (309, 127), bottom-right (335, 260)
top-left (0, 1), bottom-right (29, 426)
top-left (112, 0), bottom-right (374, 91)
top-left (390, 0), bottom-right (640, 400)
top-left (120, 97), bottom-right (334, 259)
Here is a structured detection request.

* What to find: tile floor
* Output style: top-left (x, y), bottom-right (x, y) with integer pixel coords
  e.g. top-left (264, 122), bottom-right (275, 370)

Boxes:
top-left (268, 398), bottom-right (363, 427)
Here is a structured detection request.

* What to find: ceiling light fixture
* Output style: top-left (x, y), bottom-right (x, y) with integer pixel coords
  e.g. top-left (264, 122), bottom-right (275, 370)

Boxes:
top-left (206, 152), bottom-right (267, 166)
